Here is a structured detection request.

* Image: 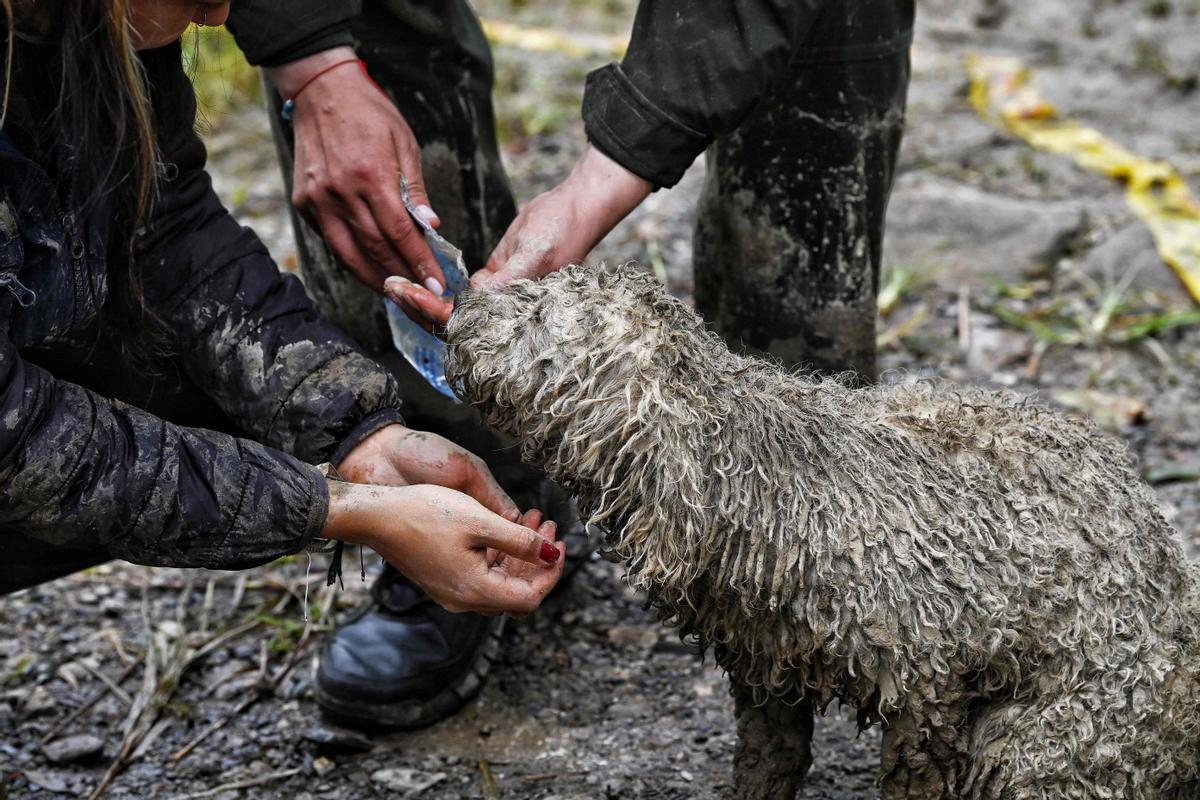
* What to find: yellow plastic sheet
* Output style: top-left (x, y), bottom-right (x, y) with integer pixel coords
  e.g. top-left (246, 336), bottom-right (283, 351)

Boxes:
top-left (481, 18), bottom-right (627, 60)
top-left (967, 54), bottom-right (1200, 304)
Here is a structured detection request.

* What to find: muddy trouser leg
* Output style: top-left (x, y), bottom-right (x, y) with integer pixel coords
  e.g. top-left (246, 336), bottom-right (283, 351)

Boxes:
top-left (0, 338), bottom-right (243, 596)
top-left (693, 50), bottom-right (910, 382)
top-left (263, 0), bottom-right (566, 507)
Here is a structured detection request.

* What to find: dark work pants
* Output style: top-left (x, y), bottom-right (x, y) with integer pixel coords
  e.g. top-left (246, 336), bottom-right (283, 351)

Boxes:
top-left (695, 39), bottom-right (910, 381)
top-left (265, 0), bottom-right (544, 497)
top-left (0, 336), bottom-right (240, 595)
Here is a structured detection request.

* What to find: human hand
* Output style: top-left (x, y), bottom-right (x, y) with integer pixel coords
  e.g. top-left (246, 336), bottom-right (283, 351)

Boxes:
top-left (476, 145), bottom-right (651, 287)
top-left (380, 145), bottom-right (652, 328)
top-left (267, 47), bottom-right (448, 294)
top-left (323, 482), bottom-right (565, 614)
top-left (337, 424), bottom-right (519, 521)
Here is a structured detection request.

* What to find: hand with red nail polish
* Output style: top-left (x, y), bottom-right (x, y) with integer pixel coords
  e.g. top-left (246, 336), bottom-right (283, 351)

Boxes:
top-left (324, 483), bottom-right (565, 615)
top-left (338, 423), bottom-right (518, 520)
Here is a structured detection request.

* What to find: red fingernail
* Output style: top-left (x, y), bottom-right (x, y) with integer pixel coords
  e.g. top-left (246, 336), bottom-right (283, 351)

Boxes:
top-left (539, 542), bottom-right (560, 562)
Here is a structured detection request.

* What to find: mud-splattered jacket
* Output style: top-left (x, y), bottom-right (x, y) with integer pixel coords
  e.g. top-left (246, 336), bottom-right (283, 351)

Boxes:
top-left (0, 43), bottom-right (404, 571)
top-left (228, 0), bottom-right (914, 188)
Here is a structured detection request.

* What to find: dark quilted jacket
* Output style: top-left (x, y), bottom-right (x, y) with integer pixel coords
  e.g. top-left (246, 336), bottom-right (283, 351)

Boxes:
top-left (0, 42), bottom-right (404, 571)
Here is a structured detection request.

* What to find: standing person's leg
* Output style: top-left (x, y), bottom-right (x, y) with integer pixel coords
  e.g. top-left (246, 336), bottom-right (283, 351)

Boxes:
top-left (692, 0), bottom-right (912, 786)
top-left (265, 0), bottom-right (516, 443)
top-left (264, 0), bottom-right (587, 730)
top-left (694, 3), bottom-right (911, 383)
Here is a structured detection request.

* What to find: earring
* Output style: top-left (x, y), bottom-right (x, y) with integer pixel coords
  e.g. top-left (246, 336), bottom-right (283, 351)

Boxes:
top-left (199, 11), bottom-right (208, 27)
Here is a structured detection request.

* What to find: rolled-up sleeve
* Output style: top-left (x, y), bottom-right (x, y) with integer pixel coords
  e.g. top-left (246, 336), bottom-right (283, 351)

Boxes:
top-left (583, 0), bottom-right (827, 188)
top-left (226, 0), bottom-right (362, 67)
top-left (580, 0), bottom-right (825, 185)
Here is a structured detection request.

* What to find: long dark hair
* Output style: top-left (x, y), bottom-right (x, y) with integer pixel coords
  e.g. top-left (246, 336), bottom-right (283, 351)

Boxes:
top-left (2, 0), bottom-right (163, 354)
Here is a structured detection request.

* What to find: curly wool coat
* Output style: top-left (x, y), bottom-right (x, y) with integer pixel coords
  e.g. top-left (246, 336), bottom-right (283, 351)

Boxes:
top-left (446, 264), bottom-right (1200, 799)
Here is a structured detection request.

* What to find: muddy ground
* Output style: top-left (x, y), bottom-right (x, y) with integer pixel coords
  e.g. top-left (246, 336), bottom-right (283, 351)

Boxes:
top-left (2, 1), bottom-right (1199, 798)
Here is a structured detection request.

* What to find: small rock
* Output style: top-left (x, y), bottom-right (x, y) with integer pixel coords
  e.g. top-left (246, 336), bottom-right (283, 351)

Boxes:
top-left (965, 316), bottom-right (1030, 375)
top-left (1080, 222), bottom-right (1188, 297)
top-left (41, 734), bottom-right (105, 764)
top-left (680, 770), bottom-right (695, 782)
top-left (1051, 388), bottom-right (1149, 430)
top-left (22, 768), bottom-right (72, 794)
top-left (371, 767), bottom-right (447, 795)
top-left (157, 620), bottom-right (184, 640)
top-left (21, 686), bottom-right (57, 715)
top-left (303, 725), bottom-right (374, 754)
top-left (652, 636), bottom-right (701, 656)
top-left (606, 625), bottom-right (658, 649)
top-left (886, 175), bottom-right (1090, 284)
top-left (311, 756), bottom-right (335, 778)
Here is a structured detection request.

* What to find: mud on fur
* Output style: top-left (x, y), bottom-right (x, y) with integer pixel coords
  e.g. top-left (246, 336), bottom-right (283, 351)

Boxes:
top-left (446, 264), bottom-right (1200, 799)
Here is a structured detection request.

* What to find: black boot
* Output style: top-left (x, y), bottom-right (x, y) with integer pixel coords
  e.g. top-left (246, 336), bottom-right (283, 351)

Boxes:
top-left (315, 565), bottom-right (505, 730)
top-left (315, 481), bottom-right (596, 730)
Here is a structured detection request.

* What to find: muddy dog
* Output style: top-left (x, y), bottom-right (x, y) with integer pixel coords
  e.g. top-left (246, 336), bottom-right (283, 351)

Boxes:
top-left (445, 264), bottom-right (1200, 799)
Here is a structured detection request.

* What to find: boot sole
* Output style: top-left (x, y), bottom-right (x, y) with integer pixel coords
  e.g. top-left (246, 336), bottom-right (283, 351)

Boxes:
top-left (315, 614), bottom-right (508, 731)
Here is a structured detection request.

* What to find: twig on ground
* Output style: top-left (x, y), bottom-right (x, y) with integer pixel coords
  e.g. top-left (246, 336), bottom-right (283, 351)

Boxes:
top-left (169, 691), bottom-right (261, 764)
top-left (176, 570), bottom-right (196, 624)
top-left (199, 576), bottom-right (218, 635)
top-left (877, 302), bottom-right (931, 350)
top-left (228, 573), bottom-right (248, 617)
top-left (957, 286), bottom-right (972, 352)
top-left (86, 582), bottom-right (265, 800)
top-left (40, 660), bottom-right (139, 745)
top-left (174, 583), bottom-right (335, 766)
top-left (103, 629), bottom-right (133, 667)
top-left (166, 767), bottom-right (303, 800)
top-left (523, 770), bottom-right (588, 782)
top-left (480, 759), bottom-right (501, 799)
top-left (77, 661), bottom-right (134, 707)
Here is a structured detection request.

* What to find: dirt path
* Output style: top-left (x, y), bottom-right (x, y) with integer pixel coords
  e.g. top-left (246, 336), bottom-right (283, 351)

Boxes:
top-left (2, 1), bottom-right (1198, 798)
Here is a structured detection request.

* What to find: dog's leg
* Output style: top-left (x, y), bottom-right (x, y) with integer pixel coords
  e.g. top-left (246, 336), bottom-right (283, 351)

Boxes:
top-left (962, 689), bottom-right (1184, 800)
top-left (730, 681), bottom-right (814, 800)
top-left (879, 693), bottom-right (971, 799)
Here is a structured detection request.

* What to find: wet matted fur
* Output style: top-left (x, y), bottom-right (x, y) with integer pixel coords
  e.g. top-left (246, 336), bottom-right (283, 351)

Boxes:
top-left (446, 264), bottom-right (1200, 799)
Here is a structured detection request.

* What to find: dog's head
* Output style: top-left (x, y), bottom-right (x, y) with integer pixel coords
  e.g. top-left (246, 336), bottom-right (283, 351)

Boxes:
top-left (447, 264), bottom-right (802, 611)
top-left (446, 263), bottom-right (717, 446)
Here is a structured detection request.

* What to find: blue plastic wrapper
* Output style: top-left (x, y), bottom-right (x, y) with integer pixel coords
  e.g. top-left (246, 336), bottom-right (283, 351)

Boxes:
top-left (385, 177), bottom-right (471, 400)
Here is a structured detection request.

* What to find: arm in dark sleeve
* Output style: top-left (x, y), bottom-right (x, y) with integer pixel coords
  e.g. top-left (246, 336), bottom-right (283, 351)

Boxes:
top-left (582, 0), bottom-right (829, 188)
top-left (226, 0), bottom-right (361, 67)
top-left (138, 127), bottom-right (406, 468)
top-left (0, 331), bottom-right (328, 570)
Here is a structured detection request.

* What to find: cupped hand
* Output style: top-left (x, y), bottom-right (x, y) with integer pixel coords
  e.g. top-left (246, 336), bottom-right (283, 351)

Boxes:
top-left (324, 482), bottom-right (565, 614)
top-left (337, 424), bottom-right (519, 521)
top-left (268, 47), bottom-right (447, 294)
